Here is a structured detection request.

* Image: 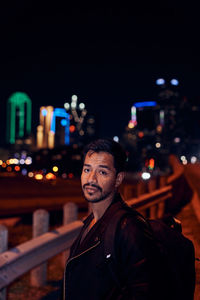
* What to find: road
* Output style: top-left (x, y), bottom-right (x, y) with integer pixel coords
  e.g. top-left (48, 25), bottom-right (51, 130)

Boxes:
top-left (0, 176), bottom-right (86, 216)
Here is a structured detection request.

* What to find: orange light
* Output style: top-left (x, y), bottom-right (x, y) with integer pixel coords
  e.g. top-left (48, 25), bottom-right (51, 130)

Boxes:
top-left (0, 160), bottom-right (3, 165)
top-left (7, 166), bottom-right (12, 172)
top-left (46, 172), bottom-right (56, 180)
top-left (138, 131), bottom-right (144, 138)
top-left (15, 166), bottom-right (20, 171)
top-left (2, 163), bottom-right (6, 168)
top-left (128, 121), bottom-right (134, 129)
top-left (35, 174), bottom-right (43, 180)
top-left (28, 172), bottom-right (34, 178)
top-left (156, 125), bottom-right (162, 133)
top-left (149, 158), bottom-right (155, 170)
top-left (69, 125), bottom-right (76, 133)
top-left (6, 160), bottom-right (10, 165)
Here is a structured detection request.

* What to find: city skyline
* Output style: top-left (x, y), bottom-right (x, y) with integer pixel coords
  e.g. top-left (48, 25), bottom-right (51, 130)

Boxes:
top-left (0, 2), bottom-right (199, 145)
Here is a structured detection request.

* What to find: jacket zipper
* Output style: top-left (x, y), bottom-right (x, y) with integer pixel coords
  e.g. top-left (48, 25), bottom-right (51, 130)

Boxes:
top-left (63, 240), bottom-right (100, 300)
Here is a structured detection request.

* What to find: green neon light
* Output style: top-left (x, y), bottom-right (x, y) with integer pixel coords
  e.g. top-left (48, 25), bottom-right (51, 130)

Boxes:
top-left (7, 92), bottom-right (32, 144)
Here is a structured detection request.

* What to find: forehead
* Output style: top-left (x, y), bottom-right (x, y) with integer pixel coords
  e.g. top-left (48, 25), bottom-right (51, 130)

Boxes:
top-left (84, 151), bottom-right (115, 168)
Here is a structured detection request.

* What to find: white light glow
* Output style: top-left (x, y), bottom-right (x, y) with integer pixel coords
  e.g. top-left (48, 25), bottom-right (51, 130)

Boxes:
top-left (171, 79), bottom-right (179, 86)
top-left (64, 102), bottom-right (70, 110)
top-left (156, 78), bottom-right (165, 85)
top-left (72, 95), bottom-right (78, 101)
top-left (191, 156), bottom-right (197, 164)
top-left (19, 159), bottom-right (25, 165)
top-left (79, 103), bottom-right (85, 110)
top-left (113, 136), bottom-right (119, 142)
top-left (71, 102), bottom-right (77, 109)
top-left (180, 156), bottom-right (186, 161)
top-left (141, 172), bottom-right (151, 180)
top-left (155, 142), bottom-right (161, 148)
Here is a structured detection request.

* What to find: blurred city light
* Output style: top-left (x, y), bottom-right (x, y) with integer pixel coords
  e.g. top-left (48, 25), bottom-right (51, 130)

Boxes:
top-left (128, 121), bottom-right (134, 129)
top-left (35, 174), bottom-right (43, 180)
top-left (174, 137), bottom-right (181, 143)
top-left (155, 142), bottom-right (161, 148)
top-left (25, 157), bottom-right (32, 165)
top-left (149, 158), bottom-right (155, 170)
top-left (52, 166), bottom-right (58, 172)
top-left (141, 172), bottom-right (151, 180)
top-left (138, 131), bottom-right (144, 138)
top-left (64, 102), bottom-right (70, 110)
top-left (69, 125), bottom-right (76, 133)
top-left (181, 156), bottom-right (186, 161)
top-left (134, 101), bottom-right (157, 108)
top-left (28, 172), bottom-right (34, 178)
top-left (19, 159), bottom-right (25, 165)
top-left (62, 173), bottom-right (67, 179)
top-left (46, 172), bottom-right (56, 180)
top-left (61, 119), bottom-right (67, 126)
top-left (14, 166), bottom-right (20, 171)
top-left (170, 79), bottom-right (179, 86)
top-left (42, 109), bottom-right (47, 116)
top-left (22, 169), bottom-right (27, 176)
top-left (79, 103), bottom-right (85, 110)
top-left (191, 156), bottom-right (197, 164)
top-left (113, 136), bottom-right (119, 142)
top-left (156, 78), bottom-right (165, 85)
top-left (72, 95), bottom-right (78, 101)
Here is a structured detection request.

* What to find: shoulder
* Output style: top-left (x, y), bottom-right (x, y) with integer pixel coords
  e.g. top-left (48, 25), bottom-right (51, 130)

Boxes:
top-left (116, 210), bottom-right (153, 252)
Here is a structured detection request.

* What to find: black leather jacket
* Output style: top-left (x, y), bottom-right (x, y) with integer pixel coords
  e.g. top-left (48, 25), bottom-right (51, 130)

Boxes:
top-left (64, 194), bottom-right (157, 300)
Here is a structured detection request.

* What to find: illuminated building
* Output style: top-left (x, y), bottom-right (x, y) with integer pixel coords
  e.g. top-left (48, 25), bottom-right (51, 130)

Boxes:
top-left (6, 92), bottom-right (32, 144)
top-left (50, 108), bottom-right (70, 146)
top-left (38, 106), bottom-right (54, 148)
top-left (37, 106), bottom-right (69, 149)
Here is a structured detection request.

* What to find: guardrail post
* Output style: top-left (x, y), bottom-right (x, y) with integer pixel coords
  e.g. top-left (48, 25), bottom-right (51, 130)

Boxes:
top-left (148, 177), bottom-right (157, 218)
top-left (0, 225), bottom-right (8, 300)
top-left (62, 203), bottom-right (78, 266)
top-left (30, 209), bottom-right (49, 287)
top-left (63, 202), bottom-right (78, 225)
top-left (157, 176), bottom-right (168, 218)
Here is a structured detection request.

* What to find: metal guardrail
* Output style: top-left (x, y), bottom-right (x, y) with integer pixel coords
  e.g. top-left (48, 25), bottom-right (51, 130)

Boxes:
top-left (0, 220), bottom-right (83, 290)
top-left (0, 185), bottom-right (172, 292)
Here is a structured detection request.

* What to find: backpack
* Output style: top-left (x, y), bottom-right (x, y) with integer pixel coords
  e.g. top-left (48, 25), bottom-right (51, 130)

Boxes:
top-left (104, 207), bottom-right (196, 300)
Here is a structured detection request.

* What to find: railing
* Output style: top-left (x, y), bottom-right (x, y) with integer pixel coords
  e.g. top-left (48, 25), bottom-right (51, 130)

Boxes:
top-left (0, 183), bottom-right (172, 298)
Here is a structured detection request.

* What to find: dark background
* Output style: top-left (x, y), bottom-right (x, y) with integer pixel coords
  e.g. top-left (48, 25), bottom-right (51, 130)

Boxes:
top-left (0, 1), bottom-right (199, 144)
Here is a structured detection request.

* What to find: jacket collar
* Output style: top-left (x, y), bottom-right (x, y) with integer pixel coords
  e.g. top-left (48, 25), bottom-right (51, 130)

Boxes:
top-left (69, 193), bottom-right (125, 257)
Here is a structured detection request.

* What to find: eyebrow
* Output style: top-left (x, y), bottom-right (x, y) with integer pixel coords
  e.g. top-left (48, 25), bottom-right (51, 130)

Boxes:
top-left (83, 163), bottom-right (111, 170)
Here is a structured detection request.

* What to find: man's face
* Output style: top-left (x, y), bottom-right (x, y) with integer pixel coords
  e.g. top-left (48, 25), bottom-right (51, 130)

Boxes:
top-left (81, 151), bottom-right (123, 203)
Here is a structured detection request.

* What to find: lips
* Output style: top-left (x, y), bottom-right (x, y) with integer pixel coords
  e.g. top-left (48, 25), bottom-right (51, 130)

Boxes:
top-left (85, 187), bottom-right (99, 193)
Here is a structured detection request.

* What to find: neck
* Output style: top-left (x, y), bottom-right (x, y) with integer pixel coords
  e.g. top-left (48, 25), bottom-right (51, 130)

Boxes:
top-left (91, 193), bottom-right (116, 221)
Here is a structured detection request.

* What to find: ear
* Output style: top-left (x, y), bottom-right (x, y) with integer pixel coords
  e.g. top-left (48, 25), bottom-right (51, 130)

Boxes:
top-left (115, 172), bottom-right (125, 188)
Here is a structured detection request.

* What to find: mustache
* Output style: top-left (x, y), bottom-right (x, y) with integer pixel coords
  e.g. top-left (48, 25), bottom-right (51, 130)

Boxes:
top-left (83, 183), bottom-right (102, 192)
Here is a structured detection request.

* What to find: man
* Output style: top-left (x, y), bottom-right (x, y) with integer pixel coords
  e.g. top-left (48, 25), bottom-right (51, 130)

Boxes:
top-left (64, 139), bottom-right (157, 300)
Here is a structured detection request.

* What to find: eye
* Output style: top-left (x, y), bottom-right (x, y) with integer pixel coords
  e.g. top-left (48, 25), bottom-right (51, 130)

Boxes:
top-left (83, 168), bottom-right (90, 173)
top-left (99, 170), bottom-right (107, 175)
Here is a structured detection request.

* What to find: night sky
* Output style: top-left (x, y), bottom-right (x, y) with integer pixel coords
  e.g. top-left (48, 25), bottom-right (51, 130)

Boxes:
top-left (0, 2), bottom-right (199, 145)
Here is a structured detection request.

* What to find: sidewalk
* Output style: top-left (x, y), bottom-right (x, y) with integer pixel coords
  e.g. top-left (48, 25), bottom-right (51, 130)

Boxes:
top-left (177, 202), bottom-right (200, 300)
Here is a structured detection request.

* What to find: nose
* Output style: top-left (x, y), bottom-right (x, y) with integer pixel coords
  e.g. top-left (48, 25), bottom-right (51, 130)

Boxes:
top-left (88, 170), bottom-right (97, 183)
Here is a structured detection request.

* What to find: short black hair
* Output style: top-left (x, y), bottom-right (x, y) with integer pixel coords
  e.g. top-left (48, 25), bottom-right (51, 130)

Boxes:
top-left (83, 139), bottom-right (127, 173)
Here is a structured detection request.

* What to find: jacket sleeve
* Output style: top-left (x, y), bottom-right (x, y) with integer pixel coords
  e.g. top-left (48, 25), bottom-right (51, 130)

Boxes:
top-left (113, 216), bottom-right (154, 300)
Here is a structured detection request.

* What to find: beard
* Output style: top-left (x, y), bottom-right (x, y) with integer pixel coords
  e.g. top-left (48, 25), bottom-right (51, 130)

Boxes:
top-left (82, 183), bottom-right (113, 203)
